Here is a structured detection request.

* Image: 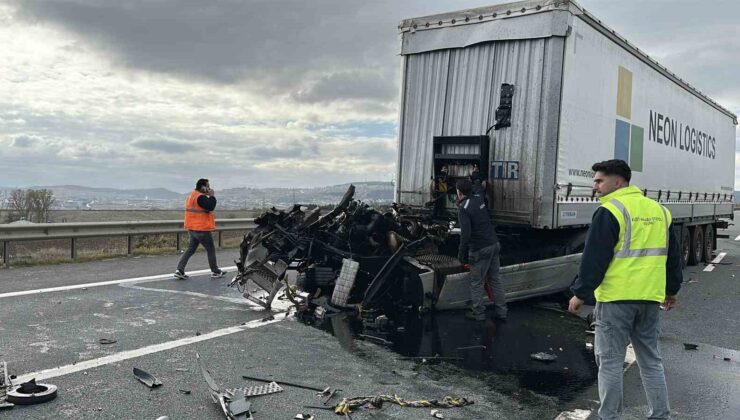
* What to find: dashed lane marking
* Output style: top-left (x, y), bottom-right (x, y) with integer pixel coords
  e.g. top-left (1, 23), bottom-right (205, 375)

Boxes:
top-left (0, 266), bottom-right (236, 299)
top-left (15, 313), bottom-right (288, 383)
top-left (703, 252), bottom-right (727, 272)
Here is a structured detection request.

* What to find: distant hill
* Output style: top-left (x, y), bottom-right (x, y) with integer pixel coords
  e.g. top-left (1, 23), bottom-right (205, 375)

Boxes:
top-left (0, 182), bottom-right (394, 210)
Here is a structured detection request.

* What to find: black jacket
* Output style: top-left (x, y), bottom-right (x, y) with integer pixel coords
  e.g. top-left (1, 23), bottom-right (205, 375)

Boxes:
top-left (457, 195), bottom-right (499, 263)
top-left (571, 207), bottom-right (683, 303)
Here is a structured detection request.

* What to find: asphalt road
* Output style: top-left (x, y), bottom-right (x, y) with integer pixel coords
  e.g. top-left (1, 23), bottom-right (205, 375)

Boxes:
top-left (1, 222), bottom-right (738, 419)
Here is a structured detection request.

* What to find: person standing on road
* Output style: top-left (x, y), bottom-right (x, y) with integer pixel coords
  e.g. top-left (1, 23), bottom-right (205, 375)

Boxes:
top-left (568, 159), bottom-right (682, 420)
top-left (174, 178), bottom-right (226, 280)
top-left (456, 178), bottom-right (507, 321)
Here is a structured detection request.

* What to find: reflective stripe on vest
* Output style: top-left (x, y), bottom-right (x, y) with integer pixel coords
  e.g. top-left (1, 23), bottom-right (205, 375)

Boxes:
top-left (608, 199), bottom-right (669, 258)
top-left (594, 185), bottom-right (671, 303)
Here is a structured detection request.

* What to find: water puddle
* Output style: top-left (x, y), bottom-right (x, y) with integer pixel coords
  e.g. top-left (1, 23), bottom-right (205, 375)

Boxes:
top-left (306, 300), bottom-right (597, 404)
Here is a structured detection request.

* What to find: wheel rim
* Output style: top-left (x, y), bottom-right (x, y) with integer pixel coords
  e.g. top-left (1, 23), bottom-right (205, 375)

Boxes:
top-left (694, 229), bottom-right (704, 263)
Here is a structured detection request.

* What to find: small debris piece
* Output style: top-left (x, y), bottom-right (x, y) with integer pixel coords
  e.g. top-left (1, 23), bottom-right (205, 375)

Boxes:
top-left (6, 379), bottom-right (58, 405)
top-left (175, 368), bottom-right (189, 372)
top-left (179, 389), bottom-right (191, 395)
top-left (261, 315), bottom-right (275, 322)
top-left (195, 331), bottom-right (201, 336)
top-left (530, 352), bottom-right (558, 362)
top-left (295, 414), bottom-right (315, 420)
top-left (99, 338), bottom-right (117, 345)
top-left (431, 408), bottom-right (444, 418)
top-left (683, 343), bottom-right (699, 350)
top-left (156, 417), bottom-right (171, 420)
top-left (723, 357), bottom-right (731, 362)
top-left (586, 343), bottom-right (594, 350)
top-left (242, 381), bottom-right (284, 397)
top-left (133, 367), bottom-right (162, 388)
top-left (456, 345), bottom-right (486, 351)
top-left (335, 395), bottom-right (473, 415)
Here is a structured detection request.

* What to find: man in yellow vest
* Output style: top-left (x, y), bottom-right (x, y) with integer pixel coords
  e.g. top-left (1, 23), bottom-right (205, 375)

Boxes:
top-left (174, 178), bottom-right (226, 280)
top-left (568, 160), bottom-right (682, 420)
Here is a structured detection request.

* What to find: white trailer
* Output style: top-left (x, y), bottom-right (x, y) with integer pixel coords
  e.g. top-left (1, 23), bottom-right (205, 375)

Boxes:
top-left (396, 0), bottom-right (736, 305)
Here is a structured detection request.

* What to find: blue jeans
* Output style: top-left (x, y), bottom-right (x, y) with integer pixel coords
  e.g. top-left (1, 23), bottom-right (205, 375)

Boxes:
top-left (594, 302), bottom-right (671, 419)
top-left (177, 230), bottom-right (219, 273)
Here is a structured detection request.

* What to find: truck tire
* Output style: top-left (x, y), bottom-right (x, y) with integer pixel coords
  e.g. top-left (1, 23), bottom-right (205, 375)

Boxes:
top-left (680, 226), bottom-right (690, 268)
top-left (702, 225), bottom-right (714, 263)
top-left (687, 226), bottom-right (704, 266)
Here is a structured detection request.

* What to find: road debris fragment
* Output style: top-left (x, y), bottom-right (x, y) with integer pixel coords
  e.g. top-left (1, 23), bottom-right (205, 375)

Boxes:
top-left (683, 343), bottom-right (699, 350)
top-left (294, 414), bottom-right (315, 420)
top-left (6, 378), bottom-right (58, 405)
top-left (530, 352), bottom-right (558, 362)
top-left (334, 394), bottom-right (473, 415)
top-left (431, 408), bottom-right (445, 418)
top-left (241, 375), bottom-right (327, 393)
top-left (197, 352), bottom-right (254, 420)
top-left (98, 338), bottom-right (117, 345)
top-left (179, 389), bottom-right (191, 395)
top-left (133, 367), bottom-right (162, 388)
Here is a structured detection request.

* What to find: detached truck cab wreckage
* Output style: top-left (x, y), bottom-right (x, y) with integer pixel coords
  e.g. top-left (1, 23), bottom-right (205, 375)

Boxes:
top-left (232, 0), bottom-right (735, 322)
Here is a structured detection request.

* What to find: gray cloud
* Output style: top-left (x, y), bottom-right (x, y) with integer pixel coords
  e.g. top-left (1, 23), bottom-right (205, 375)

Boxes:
top-left (131, 139), bottom-right (195, 154)
top-left (11, 135), bottom-right (35, 147)
top-left (293, 70), bottom-right (398, 104)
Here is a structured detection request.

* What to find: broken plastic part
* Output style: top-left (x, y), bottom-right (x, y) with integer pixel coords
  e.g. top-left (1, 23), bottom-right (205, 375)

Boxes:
top-left (133, 367), bottom-right (162, 388)
top-left (99, 338), bottom-right (117, 345)
top-left (6, 379), bottom-right (58, 405)
top-left (530, 352), bottom-right (558, 362)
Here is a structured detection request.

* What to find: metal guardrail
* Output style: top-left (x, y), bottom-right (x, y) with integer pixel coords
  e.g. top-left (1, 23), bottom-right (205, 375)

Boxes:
top-left (0, 219), bottom-right (255, 267)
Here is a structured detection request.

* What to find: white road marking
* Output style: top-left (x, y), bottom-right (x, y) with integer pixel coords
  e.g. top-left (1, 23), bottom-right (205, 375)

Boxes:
top-left (703, 252), bottom-right (727, 272)
top-left (0, 266), bottom-right (236, 299)
top-left (120, 284), bottom-right (261, 307)
top-left (15, 314), bottom-right (288, 383)
top-left (735, 234), bottom-right (740, 241)
top-left (711, 252), bottom-right (727, 264)
top-left (554, 409), bottom-right (592, 420)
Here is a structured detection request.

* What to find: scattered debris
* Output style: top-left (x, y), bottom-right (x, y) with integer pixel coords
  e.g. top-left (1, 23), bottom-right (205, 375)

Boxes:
top-left (334, 394), bottom-right (473, 415)
top-left (358, 334), bottom-right (393, 346)
top-left (241, 375), bottom-right (327, 393)
top-left (98, 338), bottom-right (117, 345)
top-left (397, 356), bottom-right (463, 362)
top-left (0, 361), bottom-right (15, 410)
top-left (723, 357), bottom-right (731, 362)
top-left (530, 352), bottom-right (558, 362)
top-left (179, 389), bottom-right (191, 395)
top-left (295, 414), bottom-right (315, 420)
top-left (243, 381), bottom-right (284, 397)
top-left (456, 345), bottom-right (486, 351)
top-left (6, 379), bottom-right (58, 405)
top-left (260, 315), bottom-right (275, 322)
top-left (683, 343), bottom-right (699, 350)
top-left (197, 352), bottom-right (254, 420)
top-left (132, 367), bottom-right (162, 388)
top-left (585, 342), bottom-right (594, 350)
top-left (195, 331), bottom-right (202, 336)
top-left (322, 388), bottom-right (341, 405)
top-left (156, 416), bottom-right (171, 420)
top-left (175, 368), bottom-right (189, 372)
top-left (431, 408), bottom-right (445, 418)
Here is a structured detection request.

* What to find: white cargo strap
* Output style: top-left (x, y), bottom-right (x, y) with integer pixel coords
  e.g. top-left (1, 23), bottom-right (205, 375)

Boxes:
top-left (609, 199), bottom-right (669, 258)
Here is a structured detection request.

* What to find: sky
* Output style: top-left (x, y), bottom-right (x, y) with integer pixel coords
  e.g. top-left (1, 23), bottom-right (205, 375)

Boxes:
top-left (1, 0), bottom-right (739, 192)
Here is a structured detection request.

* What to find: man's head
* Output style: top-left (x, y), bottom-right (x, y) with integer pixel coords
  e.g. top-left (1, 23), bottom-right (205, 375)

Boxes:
top-left (195, 178), bottom-right (210, 193)
top-left (591, 160), bottom-right (631, 197)
top-left (456, 178), bottom-right (473, 201)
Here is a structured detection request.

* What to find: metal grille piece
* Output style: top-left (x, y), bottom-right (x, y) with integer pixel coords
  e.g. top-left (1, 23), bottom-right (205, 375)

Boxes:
top-left (227, 381), bottom-right (284, 397)
top-left (331, 259), bottom-right (359, 307)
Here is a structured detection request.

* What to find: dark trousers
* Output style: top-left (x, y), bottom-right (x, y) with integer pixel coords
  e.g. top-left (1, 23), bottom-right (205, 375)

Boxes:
top-left (177, 230), bottom-right (219, 273)
top-left (469, 242), bottom-right (507, 316)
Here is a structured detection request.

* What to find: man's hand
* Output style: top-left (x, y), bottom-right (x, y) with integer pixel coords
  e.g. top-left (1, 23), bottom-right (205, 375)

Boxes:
top-left (568, 296), bottom-right (584, 314)
top-left (662, 295), bottom-right (678, 311)
top-left (207, 187), bottom-right (215, 196)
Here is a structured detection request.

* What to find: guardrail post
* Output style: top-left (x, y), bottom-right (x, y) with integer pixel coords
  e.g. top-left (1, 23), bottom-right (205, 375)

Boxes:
top-left (218, 231), bottom-right (223, 248)
top-left (127, 235), bottom-right (133, 256)
top-left (176, 233), bottom-right (181, 252)
top-left (2, 241), bottom-right (8, 267)
top-left (71, 238), bottom-right (77, 260)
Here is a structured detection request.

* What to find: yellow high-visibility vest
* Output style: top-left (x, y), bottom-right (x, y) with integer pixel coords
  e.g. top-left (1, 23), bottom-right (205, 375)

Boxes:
top-left (594, 185), bottom-right (671, 303)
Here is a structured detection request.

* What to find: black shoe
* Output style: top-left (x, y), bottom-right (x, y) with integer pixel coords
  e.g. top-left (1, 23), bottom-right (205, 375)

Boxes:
top-left (210, 269), bottom-right (226, 278)
top-left (174, 270), bottom-right (189, 280)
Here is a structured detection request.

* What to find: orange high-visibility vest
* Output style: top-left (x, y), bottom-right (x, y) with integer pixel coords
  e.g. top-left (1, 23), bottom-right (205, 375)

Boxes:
top-left (184, 191), bottom-right (215, 231)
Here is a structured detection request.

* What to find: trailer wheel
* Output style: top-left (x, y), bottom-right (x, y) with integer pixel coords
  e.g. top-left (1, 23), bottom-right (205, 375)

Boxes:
top-left (687, 226), bottom-right (704, 266)
top-left (680, 226), bottom-right (690, 268)
top-left (702, 225), bottom-right (715, 263)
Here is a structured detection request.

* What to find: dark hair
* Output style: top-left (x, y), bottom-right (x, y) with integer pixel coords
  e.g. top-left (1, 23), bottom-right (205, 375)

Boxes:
top-left (456, 178), bottom-right (472, 196)
top-left (591, 160), bottom-right (631, 182)
top-left (195, 178), bottom-right (209, 190)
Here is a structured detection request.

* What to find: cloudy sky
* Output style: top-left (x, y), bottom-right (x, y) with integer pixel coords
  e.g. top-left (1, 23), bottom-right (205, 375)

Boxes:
top-left (1, 0), bottom-right (739, 192)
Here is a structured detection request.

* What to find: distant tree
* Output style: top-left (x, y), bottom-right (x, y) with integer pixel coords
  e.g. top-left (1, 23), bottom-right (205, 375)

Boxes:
top-left (6, 189), bottom-right (56, 223)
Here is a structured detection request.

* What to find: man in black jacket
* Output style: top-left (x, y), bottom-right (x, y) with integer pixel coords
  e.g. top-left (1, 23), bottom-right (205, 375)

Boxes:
top-left (456, 179), bottom-right (507, 321)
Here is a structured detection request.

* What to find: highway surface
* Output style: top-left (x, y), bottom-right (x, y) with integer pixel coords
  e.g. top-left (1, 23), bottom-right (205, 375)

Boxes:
top-left (1, 221), bottom-right (738, 419)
